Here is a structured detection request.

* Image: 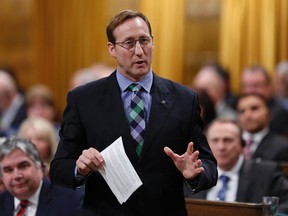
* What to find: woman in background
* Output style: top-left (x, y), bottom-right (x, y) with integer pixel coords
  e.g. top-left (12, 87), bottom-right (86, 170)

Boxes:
top-left (18, 116), bottom-right (58, 176)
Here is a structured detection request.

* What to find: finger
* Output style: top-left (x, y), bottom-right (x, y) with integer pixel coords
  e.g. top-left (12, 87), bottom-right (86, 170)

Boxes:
top-left (88, 148), bottom-right (104, 169)
top-left (190, 150), bottom-right (200, 161)
top-left (164, 146), bottom-right (180, 161)
top-left (186, 142), bottom-right (194, 156)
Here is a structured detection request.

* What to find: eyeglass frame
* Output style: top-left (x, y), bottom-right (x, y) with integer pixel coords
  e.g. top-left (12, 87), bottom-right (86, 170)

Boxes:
top-left (114, 36), bottom-right (153, 51)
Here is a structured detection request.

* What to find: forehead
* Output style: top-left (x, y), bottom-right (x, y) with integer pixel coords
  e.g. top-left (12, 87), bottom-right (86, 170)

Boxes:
top-left (1, 149), bottom-right (34, 167)
top-left (238, 95), bottom-right (266, 108)
top-left (114, 17), bottom-right (149, 39)
top-left (207, 122), bottom-right (239, 138)
top-left (242, 70), bottom-right (267, 82)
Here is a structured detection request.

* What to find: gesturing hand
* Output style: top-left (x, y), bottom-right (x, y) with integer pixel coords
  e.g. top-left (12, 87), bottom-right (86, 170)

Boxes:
top-left (76, 147), bottom-right (105, 176)
top-left (164, 142), bottom-right (204, 180)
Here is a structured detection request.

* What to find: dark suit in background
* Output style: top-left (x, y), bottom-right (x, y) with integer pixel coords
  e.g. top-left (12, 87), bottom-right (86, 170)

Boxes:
top-left (0, 177), bottom-right (83, 216)
top-left (251, 131), bottom-right (288, 162)
top-left (185, 160), bottom-right (288, 214)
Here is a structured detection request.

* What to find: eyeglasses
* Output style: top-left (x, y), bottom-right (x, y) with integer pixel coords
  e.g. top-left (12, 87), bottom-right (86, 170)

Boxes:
top-left (115, 36), bottom-right (153, 51)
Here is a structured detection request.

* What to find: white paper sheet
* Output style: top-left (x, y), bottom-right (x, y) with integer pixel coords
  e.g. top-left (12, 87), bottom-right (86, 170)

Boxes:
top-left (99, 136), bottom-right (143, 204)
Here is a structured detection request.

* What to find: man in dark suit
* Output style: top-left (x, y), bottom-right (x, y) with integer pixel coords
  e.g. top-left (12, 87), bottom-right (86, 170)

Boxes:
top-left (184, 119), bottom-right (288, 214)
top-left (50, 10), bottom-right (217, 216)
top-left (237, 93), bottom-right (288, 162)
top-left (241, 65), bottom-right (288, 137)
top-left (0, 137), bottom-right (83, 216)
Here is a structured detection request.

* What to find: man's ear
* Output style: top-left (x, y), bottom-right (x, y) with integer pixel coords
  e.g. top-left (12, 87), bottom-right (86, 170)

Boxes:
top-left (108, 42), bottom-right (116, 58)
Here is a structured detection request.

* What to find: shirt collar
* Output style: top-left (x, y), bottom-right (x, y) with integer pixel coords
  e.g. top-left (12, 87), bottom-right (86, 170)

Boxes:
top-left (116, 70), bottom-right (153, 93)
top-left (14, 180), bottom-right (43, 210)
top-left (242, 127), bottom-right (269, 143)
top-left (218, 155), bottom-right (244, 178)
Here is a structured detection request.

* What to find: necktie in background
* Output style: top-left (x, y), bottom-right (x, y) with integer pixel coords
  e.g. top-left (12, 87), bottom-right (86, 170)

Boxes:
top-left (128, 83), bottom-right (145, 156)
top-left (244, 138), bottom-right (254, 160)
top-left (217, 175), bottom-right (230, 201)
top-left (16, 200), bottom-right (28, 216)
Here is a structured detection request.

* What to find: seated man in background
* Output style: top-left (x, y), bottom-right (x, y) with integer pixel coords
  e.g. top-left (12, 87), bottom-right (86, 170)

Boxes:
top-left (237, 93), bottom-right (288, 162)
top-left (184, 119), bottom-right (288, 214)
top-left (192, 63), bottom-right (237, 120)
top-left (241, 65), bottom-right (288, 137)
top-left (0, 137), bottom-right (83, 216)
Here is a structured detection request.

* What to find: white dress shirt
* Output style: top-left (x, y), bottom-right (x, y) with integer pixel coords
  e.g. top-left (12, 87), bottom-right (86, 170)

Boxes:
top-left (242, 128), bottom-right (269, 156)
top-left (206, 155), bottom-right (244, 202)
top-left (14, 180), bottom-right (42, 216)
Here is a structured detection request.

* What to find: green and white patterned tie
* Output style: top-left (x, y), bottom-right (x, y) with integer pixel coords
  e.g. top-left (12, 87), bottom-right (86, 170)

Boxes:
top-left (128, 83), bottom-right (145, 156)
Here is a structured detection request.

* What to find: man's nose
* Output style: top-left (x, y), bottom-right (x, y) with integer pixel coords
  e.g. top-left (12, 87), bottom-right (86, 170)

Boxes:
top-left (134, 41), bottom-right (144, 55)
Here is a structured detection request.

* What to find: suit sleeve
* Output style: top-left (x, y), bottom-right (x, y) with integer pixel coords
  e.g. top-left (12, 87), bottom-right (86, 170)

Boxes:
top-left (50, 91), bottom-right (87, 188)
top-left (185, 93), bottom-right (218, 192)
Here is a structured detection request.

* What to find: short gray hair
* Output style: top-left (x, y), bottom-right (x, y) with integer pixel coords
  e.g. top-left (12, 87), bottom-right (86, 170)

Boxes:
top-left (0, 137), bottom-right (44, 175)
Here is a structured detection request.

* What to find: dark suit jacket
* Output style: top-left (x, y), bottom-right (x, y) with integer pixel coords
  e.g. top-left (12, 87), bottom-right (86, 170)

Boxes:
top-left (0, 177), bottom-right (84, 216)
top-left (0, 95), bottom-right (27, 137)
top-left (269, 98), bottom-right (288, 137)
top-left (50, 72), bottom-right (217, 216)
top-left (252, 131), bottom-right (288, 162)
top-left (185, 160), bottom-right (288, 213)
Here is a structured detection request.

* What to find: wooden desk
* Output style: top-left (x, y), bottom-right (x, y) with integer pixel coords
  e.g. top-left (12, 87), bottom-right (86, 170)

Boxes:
top-left (185, 198), bottom-right (269, 216)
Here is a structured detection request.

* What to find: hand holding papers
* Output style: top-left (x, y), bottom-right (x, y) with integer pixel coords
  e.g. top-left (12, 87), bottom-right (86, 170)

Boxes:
top-left (99, 137), bottom-right (143, 204)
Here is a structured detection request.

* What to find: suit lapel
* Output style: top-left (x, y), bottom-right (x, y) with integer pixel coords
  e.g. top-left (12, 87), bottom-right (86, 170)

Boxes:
top-left (102, 73), bottom-right (139, 162)
top-left (236, 160), bottom-right (252, 202)
top-left (36, 178), bottom-right (51, 216)
top-left (139, 75), bottom-right (173, 161)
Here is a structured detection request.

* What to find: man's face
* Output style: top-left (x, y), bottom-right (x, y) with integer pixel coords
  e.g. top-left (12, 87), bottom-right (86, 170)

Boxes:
top-left (0, 149), bottom-right (43, 200)
top-left (237, 95), bottom-right (270, 133)
top-left (207, 121), bottom-right (243, 171)
top-left (193, 67), bottom-right (225, 104)
top-left (241, 70), bottom-right (272, 100)
top-left (108, 17), bottom-right (154, 82)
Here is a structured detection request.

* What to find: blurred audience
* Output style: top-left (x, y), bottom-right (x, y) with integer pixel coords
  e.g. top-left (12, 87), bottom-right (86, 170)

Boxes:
top-left (0, 137), bottom-right (83, 215)
top-left (18, 117), bottom-right (58, 176)
top-left (237, 93), bottom-right (288, 162)
top-left (70, 63), bottom-right (114, 90)
top-left (184, 119), bottom-right (288, 214)
top-left (0, 137), bottom-right (6, 192)
top-left (241, 64), bottom-right (288, 137)
top-left (192, 63), bottom-right (237, 120)
top-left (25, 84), bottom-right (60, 134)
top-left (274, 61), bottom-right (288, 110)
top-left (197, 90), bottom-right (216, 129)
top-left (0, 69), bottom-right (27, 136)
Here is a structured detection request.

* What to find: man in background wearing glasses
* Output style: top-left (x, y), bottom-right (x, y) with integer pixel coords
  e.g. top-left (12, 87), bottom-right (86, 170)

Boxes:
top-left (50, 10), bottom-right (217, 216)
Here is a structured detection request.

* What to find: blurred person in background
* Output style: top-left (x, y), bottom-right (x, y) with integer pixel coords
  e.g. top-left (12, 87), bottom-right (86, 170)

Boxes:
top-left (274, 61), bottom-right (288, 111)
top-left (184, 119), bottom-right (288, 214)
top-left (70, 63), bottom-right (114, 90)
top-left (241, 64), bottom-right (288, 137)
top-left (0, 137), bottom-right (83, 216)
top-left (192, 63), bottom-right (237, 120)
top-left (0, 137), bottom-right (6, 192)
top-left (237, 93), bottom-right (288, 162)
top-left (197, 90), bottom-right (216, 130)
top-left (18, 117), bottom-right (58, 177)
top-left (25, 84), bottom-right (60, 135)
top-left (0, 69), bottom-right (27, 137)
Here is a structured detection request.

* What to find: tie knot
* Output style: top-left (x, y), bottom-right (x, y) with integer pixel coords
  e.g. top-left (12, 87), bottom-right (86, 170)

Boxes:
top-left (20, 200), bottom-right (28, 208)
top-left (246, 138), bottom-right (253, 146)
top-left (219, 175), bottom-right (230, 184)
top-left (128, 83), bottom-right (142, 92)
